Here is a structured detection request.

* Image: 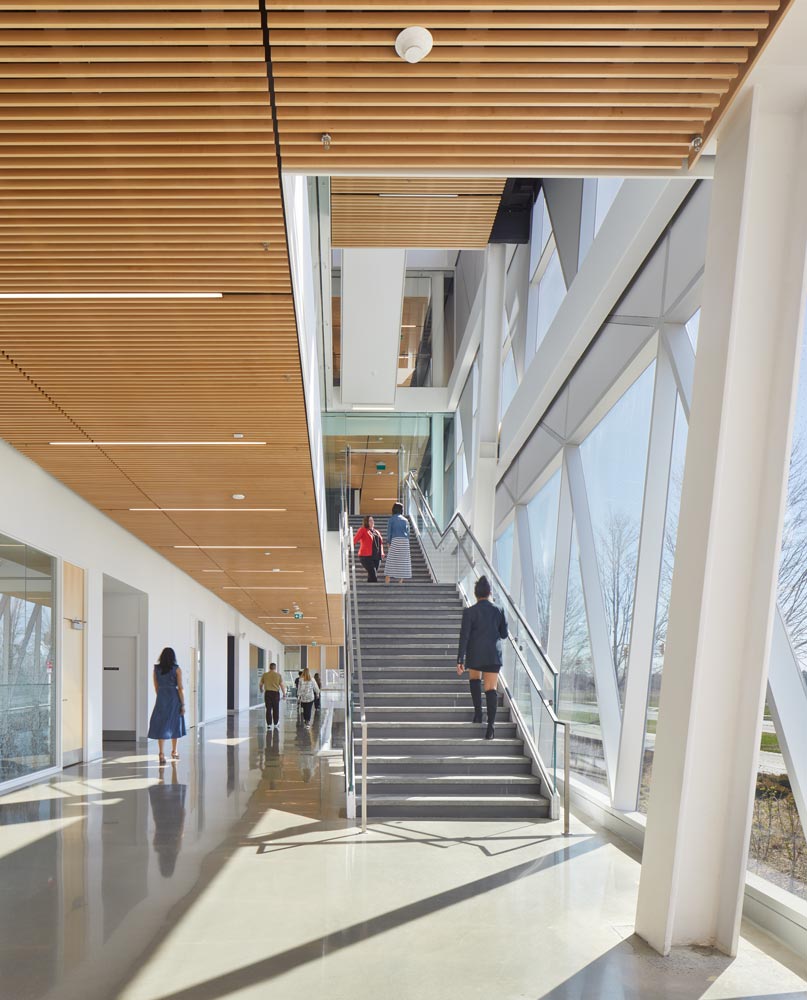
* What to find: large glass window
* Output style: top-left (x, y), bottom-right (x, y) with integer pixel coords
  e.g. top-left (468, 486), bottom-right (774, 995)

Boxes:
top-left (527, 250), bottom-right (566, 362)
top-left (0, 534), bottom-right (56, 786)
top-left (526, 471), bottom-right (561, 649)
top-left (580, 364), bottom-right (655, 701)
top-left (745, 317), bottom-right (807, 897)
top-left (559, 528), bottom-right (608, 791)
top-left (594, 177), bottom-right (624, 235)
top-left (494, 523), bottom-right (514, 592)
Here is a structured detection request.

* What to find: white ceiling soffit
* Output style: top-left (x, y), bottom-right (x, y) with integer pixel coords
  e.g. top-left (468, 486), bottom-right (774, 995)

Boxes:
top-left (340, 248), bottom-right (406, 406)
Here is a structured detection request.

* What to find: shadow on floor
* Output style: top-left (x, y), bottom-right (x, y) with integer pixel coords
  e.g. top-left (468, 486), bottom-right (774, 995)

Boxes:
top-left (538, 934), bottom-right (806, 1000)
top-left (148, 836), bottom-right (604, 1000)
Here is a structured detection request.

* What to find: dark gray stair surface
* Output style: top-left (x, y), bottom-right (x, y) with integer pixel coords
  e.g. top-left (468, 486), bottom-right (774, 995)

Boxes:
top-left (347, 517), bottom-right (550, 821)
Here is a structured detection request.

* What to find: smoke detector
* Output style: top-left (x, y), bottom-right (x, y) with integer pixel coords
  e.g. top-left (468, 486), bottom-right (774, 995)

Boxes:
top-left (395, 26), bottom-right (433, 64)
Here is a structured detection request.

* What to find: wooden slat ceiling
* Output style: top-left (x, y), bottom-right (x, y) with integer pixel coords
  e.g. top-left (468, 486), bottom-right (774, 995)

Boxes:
top-left (331, 177), bottom-right (504, 247)
top-left (0, 2), bottom-right (339, 646)
top-left (267, 0), bottom-right (794, 174)
top-left (0, 1), bottom-right (796, 652)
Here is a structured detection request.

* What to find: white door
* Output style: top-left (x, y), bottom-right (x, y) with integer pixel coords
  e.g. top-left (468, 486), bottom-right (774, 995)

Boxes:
top-left (186, 646), bottom-right (198, 729)
top-left (102, 636), bottom-right (137, 737)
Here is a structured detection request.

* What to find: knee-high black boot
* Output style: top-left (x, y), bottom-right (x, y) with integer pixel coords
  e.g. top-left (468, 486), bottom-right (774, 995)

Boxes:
top-left (485, 688), bottom-right (498, 740)
top-left (469, 678), bottom-right (483, 723)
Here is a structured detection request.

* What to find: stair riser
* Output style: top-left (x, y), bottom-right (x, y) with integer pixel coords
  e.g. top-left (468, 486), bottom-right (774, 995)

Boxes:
top-left (362, 710), bottom-right (490, 722)
top-left (358, 741), bottom-right (521, 757)
top-left (354, 724), bottom-right (517, 739)
top-left (357, 781), bottom-right (541, 797)
top-left (364, 690), bottom-right (502, 712)
top-left (364, 759), bottom-right (532, 776)
top-left (355, 801), bottom-right (550, 820)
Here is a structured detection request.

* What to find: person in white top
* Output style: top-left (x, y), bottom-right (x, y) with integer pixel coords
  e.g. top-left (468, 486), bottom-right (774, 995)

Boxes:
top-left (297, 668), bottom-right (320, 728)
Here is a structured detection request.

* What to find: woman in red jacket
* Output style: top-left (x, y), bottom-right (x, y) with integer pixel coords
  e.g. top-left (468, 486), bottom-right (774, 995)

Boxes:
top-left (353, 515), bottom-right (384, 583)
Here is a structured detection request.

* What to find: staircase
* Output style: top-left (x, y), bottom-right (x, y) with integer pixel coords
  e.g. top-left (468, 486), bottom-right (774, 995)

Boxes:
top-left (348, 515), bottom-right (551, 819)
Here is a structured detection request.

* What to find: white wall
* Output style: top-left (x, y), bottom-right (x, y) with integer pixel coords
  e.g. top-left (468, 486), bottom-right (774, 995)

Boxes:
top-left (0, 438), bottom-right (284, 763)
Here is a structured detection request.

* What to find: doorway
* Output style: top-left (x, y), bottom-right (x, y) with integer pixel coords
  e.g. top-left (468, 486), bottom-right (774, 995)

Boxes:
top-left (102, 575), bottom-right (147, 743)
top-left (227, 635), bottom-right (235, 713)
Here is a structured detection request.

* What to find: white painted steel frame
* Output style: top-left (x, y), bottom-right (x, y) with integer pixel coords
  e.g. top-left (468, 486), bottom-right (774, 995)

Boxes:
top-left (613, 342), bottom-right (679, 811)
top-left (564, 445), bottom-right (622, 796)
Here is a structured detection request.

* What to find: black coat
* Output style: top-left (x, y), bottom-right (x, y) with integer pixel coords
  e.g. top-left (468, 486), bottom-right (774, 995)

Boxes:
top-left (457, 600), bottom-right (508, 671)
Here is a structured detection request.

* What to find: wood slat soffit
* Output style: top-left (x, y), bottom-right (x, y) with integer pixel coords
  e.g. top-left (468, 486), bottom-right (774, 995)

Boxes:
top-left (266, 0), bottom-right (794, 174)
top-left (0, 2), bottom-right (336, 645)
top-left (331, 177), bottom-right (505, 247)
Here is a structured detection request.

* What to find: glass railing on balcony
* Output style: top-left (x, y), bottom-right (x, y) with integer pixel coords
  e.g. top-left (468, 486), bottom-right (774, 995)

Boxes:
top-left (405, 474), bottom-right (567, 818)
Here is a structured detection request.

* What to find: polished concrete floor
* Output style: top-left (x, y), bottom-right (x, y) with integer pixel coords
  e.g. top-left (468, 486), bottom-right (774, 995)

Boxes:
top-left (1, 704), bottom-right (806, 1000)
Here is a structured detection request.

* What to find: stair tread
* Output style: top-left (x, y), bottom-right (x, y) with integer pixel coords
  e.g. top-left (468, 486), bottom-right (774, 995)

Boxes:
top-left (358, 737), bottom-right (523, 745)
top-left (358, 794), bottom-right (548, 804)
top-left (358, 774), bottom-right (540, 784)
top-left (361, 754), bottom-right (530, 763)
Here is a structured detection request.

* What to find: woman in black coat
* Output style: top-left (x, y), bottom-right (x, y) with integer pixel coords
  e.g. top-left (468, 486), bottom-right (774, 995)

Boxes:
top-left (456, 576), bottom-right (508, 740)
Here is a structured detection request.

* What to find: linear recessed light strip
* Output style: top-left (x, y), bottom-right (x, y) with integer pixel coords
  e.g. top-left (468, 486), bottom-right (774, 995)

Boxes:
top-left (174, 545), bottom-right (297, 550)
top-left (0, 292), bottom-right (222, 299)
top-left (50, 441), bottom-right (266, 446)
top-left (129, 507), bottom-right (285, 512)
top-left (223, 587), bottom-right (309, 591)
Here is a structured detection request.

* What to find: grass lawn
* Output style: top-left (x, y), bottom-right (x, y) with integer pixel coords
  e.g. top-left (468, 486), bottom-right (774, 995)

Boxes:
top-left (760, 731), bottom-right (781, 754)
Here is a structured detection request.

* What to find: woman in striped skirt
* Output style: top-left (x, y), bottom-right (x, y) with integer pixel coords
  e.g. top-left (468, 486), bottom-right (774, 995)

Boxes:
top-left (384, 501), bottom-right (412, 584)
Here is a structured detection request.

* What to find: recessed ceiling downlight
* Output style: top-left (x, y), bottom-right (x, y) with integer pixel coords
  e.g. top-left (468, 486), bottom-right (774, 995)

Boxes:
top-left (395, 26), bottom-right (433, 64)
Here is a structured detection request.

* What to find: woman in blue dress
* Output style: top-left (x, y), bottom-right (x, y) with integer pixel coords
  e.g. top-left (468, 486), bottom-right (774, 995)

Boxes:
top-left (148, 647), bottom-right (187, 764)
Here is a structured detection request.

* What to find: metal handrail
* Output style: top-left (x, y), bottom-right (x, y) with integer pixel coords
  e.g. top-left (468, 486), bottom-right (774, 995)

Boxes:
top-left (405, 474), bottom-right (558, 682)
top-left (409, 475), bottom-right (569, 829)
top-left (341, 511), bottom-right (368, 833)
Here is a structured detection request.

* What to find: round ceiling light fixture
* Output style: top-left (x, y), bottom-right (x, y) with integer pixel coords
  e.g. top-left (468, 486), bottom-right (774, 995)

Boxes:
top-left (231, 493), bottom-right (246, 500)
top-left (395, 26), bottom-right (433, 64)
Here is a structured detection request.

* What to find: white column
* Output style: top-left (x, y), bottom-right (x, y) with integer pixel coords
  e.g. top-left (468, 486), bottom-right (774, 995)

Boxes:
top-left (430, 414), bottom-right (445, 529)
top-left (431, 272), bottom-right (446, 387)
top-left (635, 90), bottom-right (807, 957)
top-left (613, 343), bottom-right (678, 811)
top-left (547, 450), bottom-right (574, 670)
top-left (471, 244), bottom-right (506, 556)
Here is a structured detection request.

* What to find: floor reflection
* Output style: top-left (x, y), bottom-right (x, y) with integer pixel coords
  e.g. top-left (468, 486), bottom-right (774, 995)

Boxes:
top-left (148, 764), bottom-right (187, 879)
top-left (0, 703), bottom-right (341, 1000)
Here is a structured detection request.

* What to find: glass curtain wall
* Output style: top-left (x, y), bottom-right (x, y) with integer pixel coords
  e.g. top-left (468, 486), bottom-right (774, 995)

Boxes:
top-left (526, 470), bottom-right (561, 650)
top-left (493, 523), bottom-right (514, 591)
top-left (747, 316), bottom-right (807, 899)
top-left (0, 534), bottom-right (56, 786)
top-left (579, 363), bottom-right (655, 702)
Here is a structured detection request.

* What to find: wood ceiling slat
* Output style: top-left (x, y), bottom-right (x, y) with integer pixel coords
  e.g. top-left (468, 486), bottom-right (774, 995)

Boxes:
top-left (0, 63), bottom-right (267, 77)
top-left (265, 11), bottom-right (769, 27)
top-left (274, 78), bottom-right (732, 93)
top-left (0, 12), bottom-right (259, 27)
top-left (273, 61), bottom-right (741, 78)
top-left (273, 1), bottom-right (779, 7)
top-left (272, 44), bottom-right (749, 62)
top-left (0, 29), bottom-right (262, 45)
top-left (268, 28), bottom-right (759, 46)
top-left (276, 92), bottom-right (717, 106)
top-left (332, 178), bottom-right (503, 192)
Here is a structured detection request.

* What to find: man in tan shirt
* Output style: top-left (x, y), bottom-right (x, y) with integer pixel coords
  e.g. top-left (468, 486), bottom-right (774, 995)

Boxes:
top-left (259, 663), bottom-right (285, 729)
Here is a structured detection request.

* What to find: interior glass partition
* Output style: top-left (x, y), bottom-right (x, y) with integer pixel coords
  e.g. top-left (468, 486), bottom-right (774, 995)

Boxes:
top-left (322, 413), bottom-right (437, 526)
top-left (0, 533), bottom-right (56, 786)
top-left (330, 267), bottom-right (454, 391)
